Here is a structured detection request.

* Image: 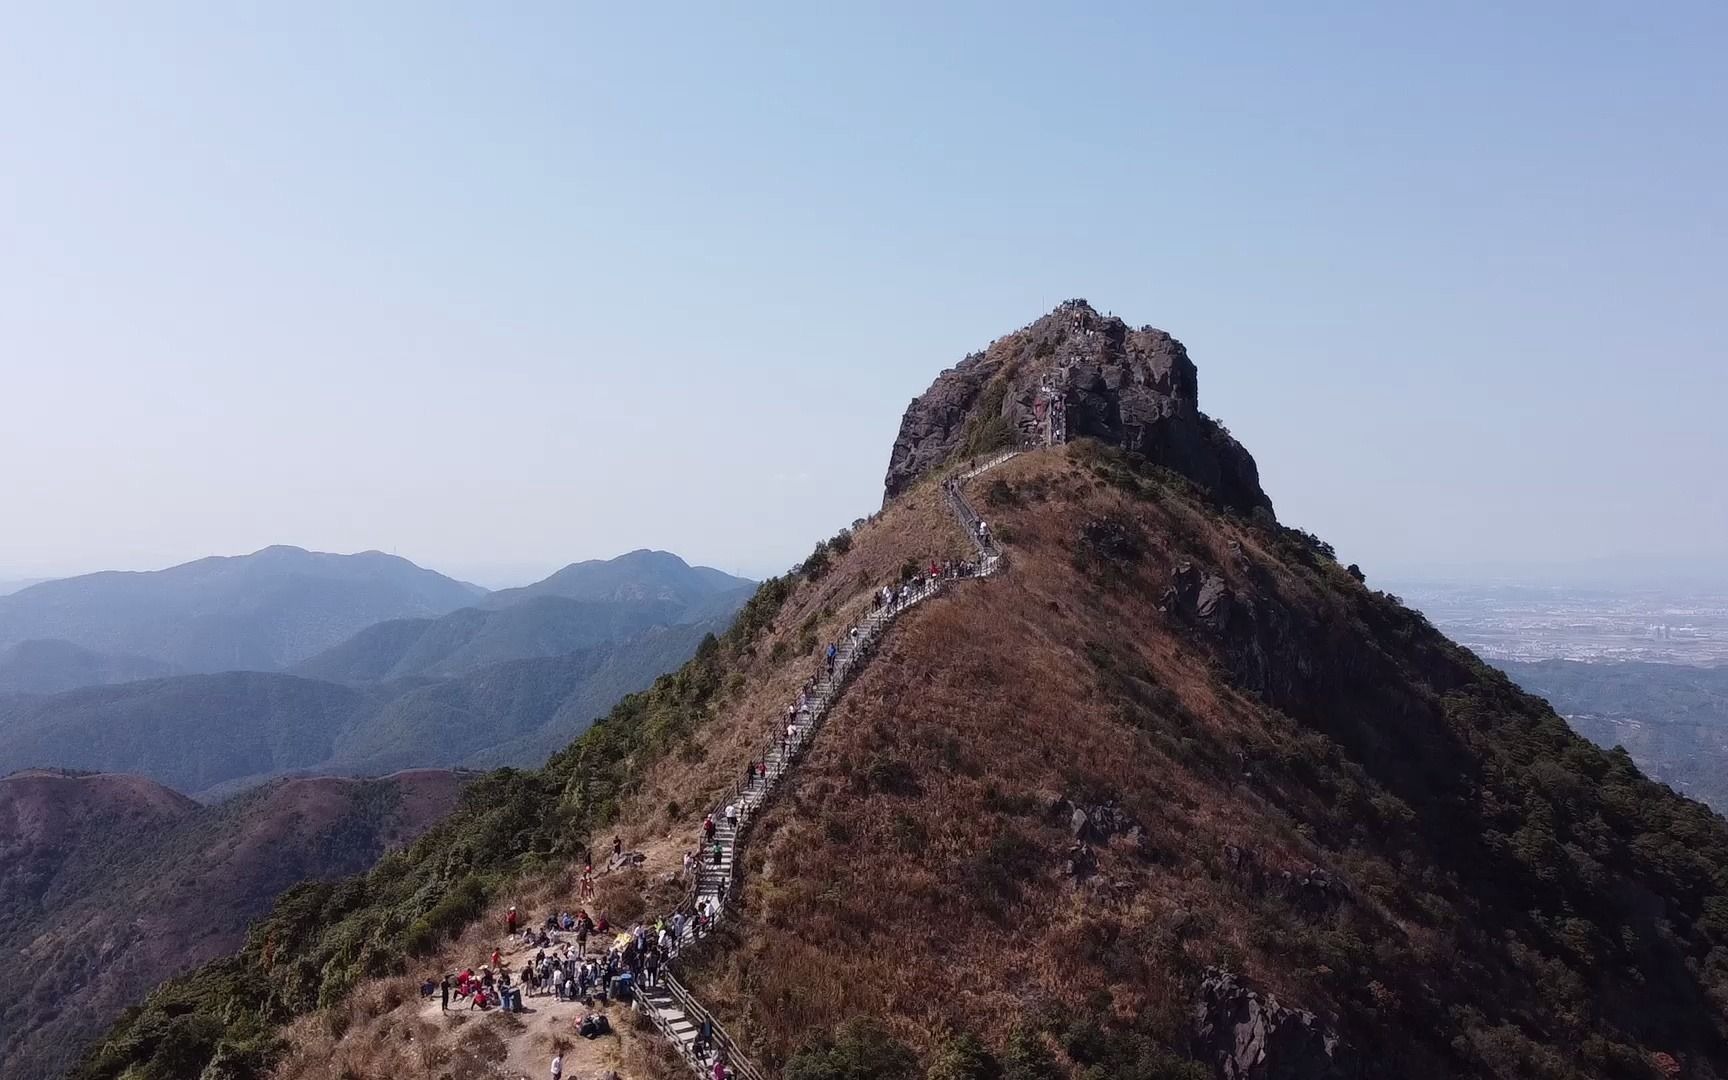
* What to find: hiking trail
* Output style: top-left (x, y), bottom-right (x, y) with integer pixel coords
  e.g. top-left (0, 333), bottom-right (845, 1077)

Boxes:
top-left (630, 449), bottom-right (1022, 1078)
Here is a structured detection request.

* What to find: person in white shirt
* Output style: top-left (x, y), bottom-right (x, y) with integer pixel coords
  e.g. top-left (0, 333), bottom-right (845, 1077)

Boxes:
top-left (550, 1052), bottom-right (563, 1080)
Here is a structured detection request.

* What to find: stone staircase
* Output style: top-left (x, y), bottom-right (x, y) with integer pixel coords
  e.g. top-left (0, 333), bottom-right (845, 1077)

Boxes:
top-left (628, 451), bottom-right (1022, 1078)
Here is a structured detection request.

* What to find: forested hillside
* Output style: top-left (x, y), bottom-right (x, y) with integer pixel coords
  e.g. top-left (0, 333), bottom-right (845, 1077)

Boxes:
top-left (0, 624), bottom-right (717, 798)
top-left (0, 769), bottom-right (468, 1080)
top-left (1503, 659), bottom-right (1728, 810)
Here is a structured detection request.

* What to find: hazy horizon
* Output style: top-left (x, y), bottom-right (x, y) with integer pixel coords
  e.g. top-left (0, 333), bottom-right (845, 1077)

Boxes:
top-left (4, 4), bottom-right (1724, 587)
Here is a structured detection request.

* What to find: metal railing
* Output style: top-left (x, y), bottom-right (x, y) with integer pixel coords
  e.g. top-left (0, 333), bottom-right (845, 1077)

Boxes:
top-left (633, 462), bottom-right (1011, 1078)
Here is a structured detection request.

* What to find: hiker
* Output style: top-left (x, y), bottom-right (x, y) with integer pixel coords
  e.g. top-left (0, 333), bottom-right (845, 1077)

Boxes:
top-left (491, 947), bottom-right (502, 971)
top-left (711, 839), bottom-right (723, 865)
top-left (440, 974), bottom-right (450, 1011)
top-left (551, 1052), bottom-right (563, 1080)
top-left (725, 801), bottom-right (739, 829)
top-left (703, 815), bottom-right (716, 841)
top-left (506, 905), bottom-right (518, 934)
top-left (612, 834), bottom-right (622, 859)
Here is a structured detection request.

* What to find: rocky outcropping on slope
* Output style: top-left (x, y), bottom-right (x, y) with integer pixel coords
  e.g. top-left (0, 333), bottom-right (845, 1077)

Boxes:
top-left (1193, 969), bottom-right (1358, 1079)
top-left (883, 299), bottom-right (1272, 515)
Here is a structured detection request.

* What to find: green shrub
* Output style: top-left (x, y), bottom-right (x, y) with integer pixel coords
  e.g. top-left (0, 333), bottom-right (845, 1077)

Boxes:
top-left (785, 1018), bottom-right (920, 1080)
top-left (983, 478), bottom-right (1019, 507)
top-left (1001, 1027), bottom-right (1059, 1080)
top-left (928, 1031), bottom-right (1002, 1080)
top-left (957, 378), bottom-right (1016, 459)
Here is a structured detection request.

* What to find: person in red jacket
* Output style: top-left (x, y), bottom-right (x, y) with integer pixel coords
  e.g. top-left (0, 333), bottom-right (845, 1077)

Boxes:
top-left (506, 906), bottom-right (518, 934)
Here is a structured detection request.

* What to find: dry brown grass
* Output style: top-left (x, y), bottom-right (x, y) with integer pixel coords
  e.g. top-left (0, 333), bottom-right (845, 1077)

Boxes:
top-left (269, 446), bottom-right (1434, 1077)
top-left (267, 444), bottom-right (1709, 1080)
top-left (670, 447), bottom-right (1416, 1068)
top-left (269, 446), bottom-right (1390, 1076)
top-left (266, 472), bottom-right (991, 1078)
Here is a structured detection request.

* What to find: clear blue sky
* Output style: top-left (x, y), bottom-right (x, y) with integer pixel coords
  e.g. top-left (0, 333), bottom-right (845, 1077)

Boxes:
top-left (1, 2), bottom-right (1723, 584)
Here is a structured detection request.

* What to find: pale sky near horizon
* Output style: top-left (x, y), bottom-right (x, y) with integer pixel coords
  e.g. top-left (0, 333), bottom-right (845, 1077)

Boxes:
top-left (2, 3), bottom-right (1724, 586)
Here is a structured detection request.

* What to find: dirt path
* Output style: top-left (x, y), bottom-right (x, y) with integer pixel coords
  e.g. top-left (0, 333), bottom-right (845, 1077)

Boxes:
top-left (417, 991), bottom-right (630, 1080)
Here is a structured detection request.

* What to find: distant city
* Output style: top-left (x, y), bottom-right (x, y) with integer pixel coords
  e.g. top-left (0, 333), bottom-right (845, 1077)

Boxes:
top-left (1389, 581), bottom-right (1728, 666)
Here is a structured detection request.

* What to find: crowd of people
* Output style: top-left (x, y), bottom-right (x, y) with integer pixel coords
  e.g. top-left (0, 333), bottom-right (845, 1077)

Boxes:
top-left (427, 906), bottom-right (695, 1016)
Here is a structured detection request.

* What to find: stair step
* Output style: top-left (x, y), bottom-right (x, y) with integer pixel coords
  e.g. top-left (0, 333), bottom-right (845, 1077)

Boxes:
top-left (646, 474), bottom-right (1002, 1078)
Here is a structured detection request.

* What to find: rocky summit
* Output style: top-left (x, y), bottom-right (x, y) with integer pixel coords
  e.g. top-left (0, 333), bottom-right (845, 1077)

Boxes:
top-left (883, 298), bottom-right (1271, 514)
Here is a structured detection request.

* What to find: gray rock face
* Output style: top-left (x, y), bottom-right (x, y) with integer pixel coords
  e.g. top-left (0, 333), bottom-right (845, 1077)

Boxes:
top-left (883, 299), bottom-right (1272, 515)
top-left (1193, 969), bottom-right (1358, 1079)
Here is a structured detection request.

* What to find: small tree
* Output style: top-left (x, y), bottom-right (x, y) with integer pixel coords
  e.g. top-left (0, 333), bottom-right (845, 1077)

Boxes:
top-left (1001, 1027), bottom-right (1059, 1080)
top-left (928, 1031), bottom-right (1002, 1080)
top-left (785, 1019), bottom-right (919, 1080)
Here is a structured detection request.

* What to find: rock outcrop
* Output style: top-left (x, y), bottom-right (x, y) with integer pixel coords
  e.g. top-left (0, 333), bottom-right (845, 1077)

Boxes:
top-left (1193, 969), bottom-right (1358, 1079)
top-left (883, 299), bottom-right (1272, 515)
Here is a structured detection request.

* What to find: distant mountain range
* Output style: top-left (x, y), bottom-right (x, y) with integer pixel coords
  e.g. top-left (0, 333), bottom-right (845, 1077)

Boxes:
top-left (0, 546), bottom-right (486, 674)
top-left (0, 549), bottom-right (753, 797)
top-left (295, 548), bottom-right (754, 683)
top-left (0, 767), bottom-right (468, 1080)
top-left (0, 639), bottom-right (179, 695)
top-left (0, 546), bottom-right (752, 1076)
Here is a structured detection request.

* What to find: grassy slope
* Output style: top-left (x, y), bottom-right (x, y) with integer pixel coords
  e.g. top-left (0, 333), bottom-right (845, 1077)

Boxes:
top-left (74, 476), bottom-right (973, 1080)
top-left (680, 445), bottom-right (1728, 1080)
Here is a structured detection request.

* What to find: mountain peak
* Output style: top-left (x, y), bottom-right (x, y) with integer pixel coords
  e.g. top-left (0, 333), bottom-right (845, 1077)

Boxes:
top-left (883, 303), bottom-right (1271, 516)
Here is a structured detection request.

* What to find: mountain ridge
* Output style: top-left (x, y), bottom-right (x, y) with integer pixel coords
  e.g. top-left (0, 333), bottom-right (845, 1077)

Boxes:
top-left (78, 305), bottom-right (1728, 1080)
top-left (0, 638), bottom-right (180, 694)
top-left (0, 623), bottom-right (722, 799)
top-left (0, 767), bottom-right (469, 1080)
top-left (0, 545), bottom-right (486, 674)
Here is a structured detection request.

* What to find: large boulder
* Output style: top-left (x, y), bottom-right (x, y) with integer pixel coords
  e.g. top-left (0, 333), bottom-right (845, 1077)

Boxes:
top-left (1192, 969), bottom-right (1358, 1079)
top-left (882, 299), bottom-right (1272, 516)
